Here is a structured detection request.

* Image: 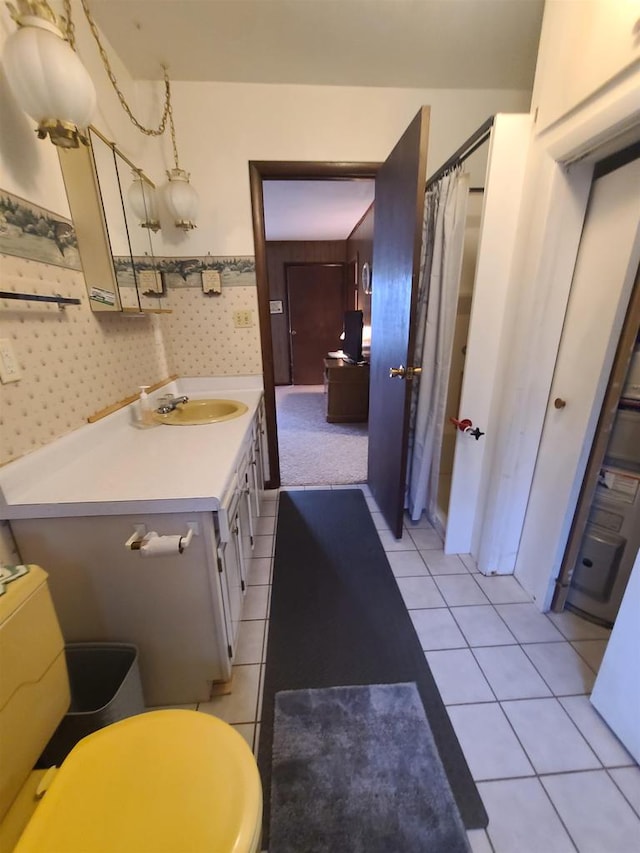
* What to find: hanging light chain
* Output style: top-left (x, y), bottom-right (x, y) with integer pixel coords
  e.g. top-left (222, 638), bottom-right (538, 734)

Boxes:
top-left (62, 0), bottom-right (172, 138)
top-left (62, 0), bottom-right (76, 50)
top-left (168, 94), bottom-right (180, 171)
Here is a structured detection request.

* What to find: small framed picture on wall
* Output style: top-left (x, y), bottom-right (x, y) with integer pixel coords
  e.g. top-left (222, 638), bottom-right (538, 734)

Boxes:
top-left (362, 262), bottom-right (372, 295)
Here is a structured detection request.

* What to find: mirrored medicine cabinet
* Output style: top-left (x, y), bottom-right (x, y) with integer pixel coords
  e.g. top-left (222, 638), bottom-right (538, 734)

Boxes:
top-left (58, 127), bottom-right (169, 314)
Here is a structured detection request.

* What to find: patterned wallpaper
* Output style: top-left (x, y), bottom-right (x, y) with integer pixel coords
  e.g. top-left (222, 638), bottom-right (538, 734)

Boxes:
top-left (0, 253), bottom-right (264, 465)
top-left (0, 255), bottom-right (168, 465)
top-left (161, 258), bottom-right (262, 376)
top-left (160, 283), bottom-right (262, 377)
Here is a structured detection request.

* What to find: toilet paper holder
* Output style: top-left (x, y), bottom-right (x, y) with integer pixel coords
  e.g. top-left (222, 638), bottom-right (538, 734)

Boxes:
top-left (125, 523), bottom-right (199, 555)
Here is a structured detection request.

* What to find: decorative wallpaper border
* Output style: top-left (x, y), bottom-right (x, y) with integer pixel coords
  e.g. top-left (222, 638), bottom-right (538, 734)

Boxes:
top-left (113, 255), bottom-right (256, 290)
top-left (0, 189), bottom-right (81, 271)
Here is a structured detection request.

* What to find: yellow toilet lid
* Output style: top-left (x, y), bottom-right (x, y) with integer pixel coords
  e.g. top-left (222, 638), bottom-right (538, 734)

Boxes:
top-left (15, 710), bottom-right (262, 853)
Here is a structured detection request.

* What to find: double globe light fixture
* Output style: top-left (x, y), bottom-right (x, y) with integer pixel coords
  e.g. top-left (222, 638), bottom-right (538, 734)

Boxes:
top-left (3, 0), bottom-right (198, 231)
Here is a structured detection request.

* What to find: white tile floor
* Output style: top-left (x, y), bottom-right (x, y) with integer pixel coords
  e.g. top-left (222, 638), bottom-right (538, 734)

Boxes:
top-left (176, 485), bottom-right (640, 853)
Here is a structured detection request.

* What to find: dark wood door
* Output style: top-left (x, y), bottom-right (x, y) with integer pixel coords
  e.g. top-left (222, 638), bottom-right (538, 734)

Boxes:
top-left (367, 107), bottom-right (431, 537)
top-left (287, 264), bottom-right (347, 384)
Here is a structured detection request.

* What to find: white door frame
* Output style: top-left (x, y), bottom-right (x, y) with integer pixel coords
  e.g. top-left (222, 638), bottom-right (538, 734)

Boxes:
top-left (474, 68), bottom-right (640, 602)
top-left (444, 114), bottom-right (531, 555)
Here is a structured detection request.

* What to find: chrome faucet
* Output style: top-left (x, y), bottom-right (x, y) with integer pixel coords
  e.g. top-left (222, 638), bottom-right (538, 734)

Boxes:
top-left (156, 394), bottom-right (189, 414)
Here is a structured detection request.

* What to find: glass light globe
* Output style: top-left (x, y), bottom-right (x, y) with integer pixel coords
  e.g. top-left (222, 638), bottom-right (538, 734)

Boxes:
top-left (164, 168), bottom-right (198, 230)
top-left (3, 15), bottom-right (96, 147)
top-left (128, 174), bottom-right (160, 231)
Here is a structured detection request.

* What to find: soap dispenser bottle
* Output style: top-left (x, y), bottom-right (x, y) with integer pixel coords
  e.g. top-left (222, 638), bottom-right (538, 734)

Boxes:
top-left (137, 386), bottom-right (155, 428)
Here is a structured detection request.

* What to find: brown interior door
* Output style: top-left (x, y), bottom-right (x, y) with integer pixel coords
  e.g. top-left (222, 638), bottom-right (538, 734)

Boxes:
top-left (367, 107), bottom-right (431, 537)
top-left (287, 263), bottom-right (347, 384)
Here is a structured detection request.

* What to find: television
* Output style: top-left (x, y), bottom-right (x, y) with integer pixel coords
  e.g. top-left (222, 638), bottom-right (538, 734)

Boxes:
top-left (342, 310), bottom-right (364, 364)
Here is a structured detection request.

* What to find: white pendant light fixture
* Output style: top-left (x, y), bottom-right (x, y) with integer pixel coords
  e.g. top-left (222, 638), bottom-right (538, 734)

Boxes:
top-left (3, 2), bottom-right (198, 234)
top-left (3, 1), bottom-right (96, 148)
top-left (163, 92), bottom-right (198, 231)
top-left (128, 171), bottom-right (160, 232)
top-left (164, 167), bottom-right (198, 231)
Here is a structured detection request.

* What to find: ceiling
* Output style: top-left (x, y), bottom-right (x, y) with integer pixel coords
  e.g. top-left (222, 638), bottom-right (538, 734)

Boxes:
top-left (263, 180), bottom-right (376, 241)
top-left (91, 0), bottom-right (544, 90)
top-left (89, 0), bottom-right (543, 240)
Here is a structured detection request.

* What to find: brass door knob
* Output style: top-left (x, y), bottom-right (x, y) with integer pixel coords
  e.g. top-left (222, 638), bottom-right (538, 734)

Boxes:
top-left (389, 365), bottom-right (422, 380)
top-left (554, 397), bottom-right (567, 409)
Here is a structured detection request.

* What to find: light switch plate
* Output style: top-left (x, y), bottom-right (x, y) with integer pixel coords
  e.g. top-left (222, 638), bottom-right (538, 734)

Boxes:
top-left (0, 338), bottom-right (21, 383)
top-left (233, 310), bottom-right (253, 328)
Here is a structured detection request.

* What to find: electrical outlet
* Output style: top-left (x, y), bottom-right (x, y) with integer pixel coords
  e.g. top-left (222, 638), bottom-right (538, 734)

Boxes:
top-left (0, 338), bottom-right (21, 383)
top-left (233, 310), bottom-right (253, 328)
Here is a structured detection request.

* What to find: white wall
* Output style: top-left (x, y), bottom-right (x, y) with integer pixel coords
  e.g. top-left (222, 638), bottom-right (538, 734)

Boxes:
top-left (147, 82), bottom-right (531, 256)
top-left (533, 0), bottom-right (640, 133)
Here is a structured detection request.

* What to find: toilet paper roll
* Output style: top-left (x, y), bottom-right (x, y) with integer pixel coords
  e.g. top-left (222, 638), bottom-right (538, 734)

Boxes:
top-left (140, 533), bottom-right (184, 557)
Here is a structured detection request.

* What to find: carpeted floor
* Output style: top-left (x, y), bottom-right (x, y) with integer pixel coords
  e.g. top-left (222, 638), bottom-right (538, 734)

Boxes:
top-left (271, 683), bottom-right (471, 853)
top-left (258, 489), bottom-right (487, 846)
top-left (275, 385), bottom-right (368, 485)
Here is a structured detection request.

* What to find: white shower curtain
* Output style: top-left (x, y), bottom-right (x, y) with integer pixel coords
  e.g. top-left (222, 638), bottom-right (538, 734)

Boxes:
top-left (407, 168), bottom-right (470, 522)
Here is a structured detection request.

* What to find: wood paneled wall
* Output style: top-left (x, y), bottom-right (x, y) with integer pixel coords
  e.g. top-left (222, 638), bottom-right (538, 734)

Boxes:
top-left (346, 204), bottom-right (374, 331)
top-left (266, 240), bottom-right (347, 384)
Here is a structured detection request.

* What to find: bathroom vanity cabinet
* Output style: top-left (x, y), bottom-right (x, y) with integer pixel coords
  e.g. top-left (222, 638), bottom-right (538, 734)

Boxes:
top-left (3, 382), bottom-right (268, 707)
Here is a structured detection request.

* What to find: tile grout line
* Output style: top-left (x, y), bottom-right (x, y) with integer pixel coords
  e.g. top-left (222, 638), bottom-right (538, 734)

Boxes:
top-left (518, 641), bottom-right (594, 701)
top-left (383, 523), bottom-right (604, 852)
top-left (604, 767), bottom-right (640, 820)
top-left (439, 586), bottom-right (605, 851)
top-left (496, 697), bottom-right (603, 771)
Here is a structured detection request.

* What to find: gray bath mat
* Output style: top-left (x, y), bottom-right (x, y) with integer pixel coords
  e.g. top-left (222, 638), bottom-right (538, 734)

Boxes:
top-left (270, 682), bottom-right (471, 853)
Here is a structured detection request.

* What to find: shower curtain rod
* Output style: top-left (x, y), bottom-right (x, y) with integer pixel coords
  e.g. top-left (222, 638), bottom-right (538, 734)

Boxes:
top-left (426, 115), bottom-right (495, 189)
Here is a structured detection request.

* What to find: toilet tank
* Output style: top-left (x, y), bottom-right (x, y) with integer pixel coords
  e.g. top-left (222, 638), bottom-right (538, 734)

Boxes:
top-left (0, 565), bottom-right (70, 823)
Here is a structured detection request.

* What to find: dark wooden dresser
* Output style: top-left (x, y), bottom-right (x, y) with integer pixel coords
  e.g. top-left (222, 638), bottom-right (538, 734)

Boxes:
top-left (323, 358), bottom-right (370, 423)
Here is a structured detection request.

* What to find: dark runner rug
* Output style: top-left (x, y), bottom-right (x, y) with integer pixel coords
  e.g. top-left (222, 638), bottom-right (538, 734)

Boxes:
top-left (270, 683), bottom-right (471, 853)
top-left (258, 488), bottom-right (487, 845)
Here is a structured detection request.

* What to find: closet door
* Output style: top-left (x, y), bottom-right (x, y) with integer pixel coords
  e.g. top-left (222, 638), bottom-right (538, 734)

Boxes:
top-left (514, 154), bottom-right (640, 608)
top-left (445, 114), bottom-right (531, 555)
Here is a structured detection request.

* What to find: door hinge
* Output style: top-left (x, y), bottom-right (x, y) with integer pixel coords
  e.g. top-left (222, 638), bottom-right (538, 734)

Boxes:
top-left (241, 580), bottom-right (246, 592)
top-left (227, 644), bottom-right (233, 659)
top-left (250, 534), bottom-right (254, 547)
top-left (217, 555), bottom-right (223, 573)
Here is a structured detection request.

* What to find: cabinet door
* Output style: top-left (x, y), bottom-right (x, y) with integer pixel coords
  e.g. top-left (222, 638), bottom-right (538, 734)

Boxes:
top-left (239, 477), bottom-right (254, 574)
top-left (249, 439), bottom-right (262, 521)
top-left (255, 399), bottom-right (269, 502)
top-left (218, 501), bottom-right (244, 656)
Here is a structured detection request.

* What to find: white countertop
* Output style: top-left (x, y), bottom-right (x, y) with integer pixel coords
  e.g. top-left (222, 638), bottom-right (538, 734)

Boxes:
top-left (0, 376), bottom-right (264, 519)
